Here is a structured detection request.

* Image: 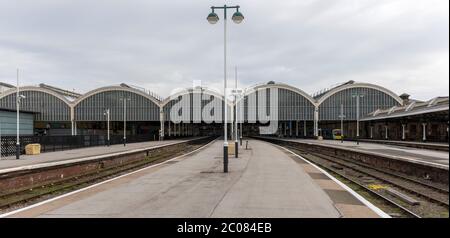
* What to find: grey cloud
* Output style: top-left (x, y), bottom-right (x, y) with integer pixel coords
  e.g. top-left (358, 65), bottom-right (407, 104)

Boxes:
top-left (0, 0), bottom-right (448, 100)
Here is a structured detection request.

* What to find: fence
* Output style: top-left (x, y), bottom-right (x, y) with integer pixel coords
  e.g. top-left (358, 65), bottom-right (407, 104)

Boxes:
top-left (0, 134), bottom-right (163, 157)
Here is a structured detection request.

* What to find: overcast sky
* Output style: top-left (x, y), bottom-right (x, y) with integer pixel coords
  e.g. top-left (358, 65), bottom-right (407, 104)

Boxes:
top-left (0, 0), bottom-right (448, 100)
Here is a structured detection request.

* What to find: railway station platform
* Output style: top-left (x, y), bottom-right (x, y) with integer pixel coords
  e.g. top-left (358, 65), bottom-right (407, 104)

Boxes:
top-left (0, 139), bottom-right (193, 171)
top-left (271, 138), bottom-right (449, 167)
top-left (358, 139), bottom-right (449, 151)
top-left (2, 139), bottom-right (383, 218)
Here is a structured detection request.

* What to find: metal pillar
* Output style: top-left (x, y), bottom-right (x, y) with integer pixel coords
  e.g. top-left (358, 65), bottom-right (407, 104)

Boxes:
top-left (402, 124), bottom-right (406, 141)
top-left (223, 8), bottom-right (228, 173)
top-left (168, 121), bottom-right (171, 137)
top-left (123, 99), bottom-right (127, 146)
top-left (313, 107), bottom-right (319, 137)
top-left (356, 97), bottom-right (360, 144)
top-left (234, 67), bottom-right (238, 158)
top-left (339, 103), bottom-right (345, 143)
top-left (304, 120), bottom-right (307, 138)
top-left (385, 125), bottom-right (388, 139)
top-left (15, 69), bottom-right (21, 160)
top-left (105, 109), bottom-right (110, 146)
top-left (370, 126), bottom-right (373, 139)
top-left (422, 123), bottom-right (427, 142)
top-left (289, 121), bottom-right (292, 137)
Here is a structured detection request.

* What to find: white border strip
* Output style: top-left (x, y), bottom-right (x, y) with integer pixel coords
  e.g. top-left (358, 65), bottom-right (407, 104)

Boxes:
top-left (0, 138), bottom-right (217, 218)
top-left (278, 145), bottom-right (391, 218)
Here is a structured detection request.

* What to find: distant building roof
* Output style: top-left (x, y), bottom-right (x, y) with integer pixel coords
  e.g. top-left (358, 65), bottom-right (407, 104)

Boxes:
top-left (312, 80), bottom-right (355, 99)
top-left (361, 96), bottom-right (449, 121)
top-left (38, 83), bottom-right (82, 100)
top-left (0, 82), bottom-right (15, 89)
top-left (119, 83), bottom-right (163, 101)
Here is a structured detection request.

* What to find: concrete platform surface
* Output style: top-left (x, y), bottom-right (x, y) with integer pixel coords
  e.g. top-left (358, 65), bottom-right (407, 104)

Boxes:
top-left (5, 140), bottom-right (380, 218)
top-left (360, 139), bottom-right (448, 147)
top-left (0, 139), bottom-right (191, 170)
top-left (276, 138), bottom-right (449, 167)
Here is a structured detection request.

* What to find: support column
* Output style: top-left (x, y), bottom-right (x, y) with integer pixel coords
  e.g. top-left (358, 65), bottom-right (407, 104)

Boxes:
top-left (296, 121), bottom-right (299, 137)
top-left (385, 125), bottom-right (388, 139)
top-left (168, 121), bottom-right (171, 137)
top-left (181, 123), bottom-right (184, 136)
top-left (402, 124), bottom-right (406, 141)
top-left (174, 123), bottom-right (177, 137)
top-left (289, 121), bottom-right (292, 137)
top-left (370, 126), bottom-right (373, 139)
top-left (422, 123), bottom-right (427, 142)
top-left (278, 122), bottom-right (281, 137)
top-left (70, 106), bottom-right (75, 136)
top-left (313, 107), bottom-right (319, 137)
top-left (159, 110), bottom-right (164, 141)
top-left (304, 120), bottom-right (307, 138)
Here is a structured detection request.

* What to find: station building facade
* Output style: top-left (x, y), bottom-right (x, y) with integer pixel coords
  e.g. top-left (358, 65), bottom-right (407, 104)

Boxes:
top-left (0, 80), bottom-right (447, 142)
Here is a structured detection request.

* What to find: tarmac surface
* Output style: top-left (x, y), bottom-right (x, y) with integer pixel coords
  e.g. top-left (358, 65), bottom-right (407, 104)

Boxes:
top-left (5, 139), bottom-right (380, 218)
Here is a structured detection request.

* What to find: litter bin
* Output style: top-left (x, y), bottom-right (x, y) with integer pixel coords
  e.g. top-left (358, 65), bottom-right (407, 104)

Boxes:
top-left (228, 143), bottom-right (235, 155)
top-left (25, 144), bottom-right (41, 155)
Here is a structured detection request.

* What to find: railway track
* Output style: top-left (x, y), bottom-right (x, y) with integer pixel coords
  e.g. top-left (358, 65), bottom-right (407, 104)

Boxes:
top-left (262, 139), bottom-right (449, 218)
top-left (0, 137), bottom-right (215, 214)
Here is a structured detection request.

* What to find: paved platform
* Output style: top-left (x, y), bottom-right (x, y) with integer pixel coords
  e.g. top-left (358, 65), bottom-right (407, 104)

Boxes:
top-left (0, 139), bottom-right (191, 171)
top-left (360, 139), bottom-right (448, 147)
top-left (4, 140), bottom-right (380, 218)
top-left (275, 138), bottom-right (449, 167)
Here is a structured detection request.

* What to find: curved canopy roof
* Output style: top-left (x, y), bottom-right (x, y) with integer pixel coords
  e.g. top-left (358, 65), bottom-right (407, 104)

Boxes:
top-left (0, 86), bottom-right (73, 106)
top-left (243, 82), bottom-right (317, 106)
top-left (72, 85), bottom-right (161, 107)
top-left (161, 87), bottom-right (232, 107)
top-left (316, 82), bottom-right (403, 106)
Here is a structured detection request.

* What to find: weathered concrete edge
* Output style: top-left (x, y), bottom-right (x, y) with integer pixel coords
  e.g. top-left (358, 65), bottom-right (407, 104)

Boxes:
top-left (256, 136), bottom-right (449, 170)
top-left (0, 137), bottom-right (207, 175)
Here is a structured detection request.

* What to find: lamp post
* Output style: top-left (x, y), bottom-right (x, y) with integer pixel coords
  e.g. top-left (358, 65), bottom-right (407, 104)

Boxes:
top-left (352, 93), bottom-right (364, 145)
top-left (16, 69), bottom-right (26, 160)
top-left (120, 97), bottom-right (130, 146)
top-left (104, 109), bottom-right (110, 146)
top-left (207, 4), bottom-right (244, 173)
top-left (338, 103), bottom-right (346, 143)
top-left (231, 70), bottom-right (244, 158)
top-left (234, 67), bottom-right (239, 158)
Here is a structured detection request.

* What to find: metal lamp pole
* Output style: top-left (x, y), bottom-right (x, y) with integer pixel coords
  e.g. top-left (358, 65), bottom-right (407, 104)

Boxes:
top-left (234, 67), bottom-right (239, 158)
top-left (207, 4), bottom-right (244, 173)
top-left (104, 109), bottom-right (110, 146)
top-left (339, 103), bottom-right (345, 143)
top-left (120, 98), bottom-right (130, 146)
top-left (352, 93), bottom-right (364, 145)
top-left (16, 69), bottom-right (26, 160)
